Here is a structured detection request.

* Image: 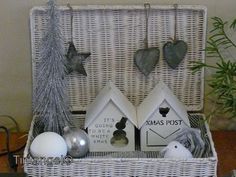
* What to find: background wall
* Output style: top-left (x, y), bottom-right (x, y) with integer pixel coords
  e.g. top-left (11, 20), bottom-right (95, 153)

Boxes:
top-left (0, 0), bottom-right (235, 131)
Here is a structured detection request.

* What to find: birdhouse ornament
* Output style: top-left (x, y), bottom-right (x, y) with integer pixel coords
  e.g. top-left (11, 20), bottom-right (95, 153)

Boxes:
top-left (137, 81), bottom-right (190, 151)
top-left (85, 82), bottom-right (137, 152)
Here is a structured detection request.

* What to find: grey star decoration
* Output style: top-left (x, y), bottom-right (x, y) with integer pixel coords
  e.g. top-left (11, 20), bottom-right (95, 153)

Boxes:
top-left (66, 42), bottom-right (91, 76)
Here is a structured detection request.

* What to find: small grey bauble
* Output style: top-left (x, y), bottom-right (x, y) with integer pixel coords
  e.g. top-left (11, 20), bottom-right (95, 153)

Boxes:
top-left (63, 126), bottom-right (89, 158)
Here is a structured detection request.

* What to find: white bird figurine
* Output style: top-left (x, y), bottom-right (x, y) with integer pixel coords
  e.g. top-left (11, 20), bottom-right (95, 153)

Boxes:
top-left (160, 141), bottom-right (193, 158)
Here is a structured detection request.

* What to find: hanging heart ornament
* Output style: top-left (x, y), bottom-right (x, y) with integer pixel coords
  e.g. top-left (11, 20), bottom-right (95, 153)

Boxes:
top-left (134, 3), bottom-right (160, 76)
top-left (163, 4), bottom-right (188, 69)
top-left (163, 40), bottom-right (187, 69)
top-left (134, 48), bottom-right (160, 76)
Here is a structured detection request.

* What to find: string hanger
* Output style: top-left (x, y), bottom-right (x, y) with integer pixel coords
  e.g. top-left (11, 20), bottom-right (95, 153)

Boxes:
top-left (67, 3), bottom-right (73, 42)
top-left (173, 4), bottom-right (178, 42)
top-left (144, 3), bottom-right (151, 49)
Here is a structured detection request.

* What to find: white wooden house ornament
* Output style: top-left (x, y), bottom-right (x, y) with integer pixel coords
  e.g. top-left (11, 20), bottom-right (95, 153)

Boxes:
top-left (137, 81), bottom-right (190, 151)
top-left (85, 82), bottom-right (137, 152)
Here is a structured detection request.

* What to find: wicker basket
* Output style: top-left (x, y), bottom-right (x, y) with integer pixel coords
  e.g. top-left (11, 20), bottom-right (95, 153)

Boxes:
top-left (24, 5), bottom-right (218, 176)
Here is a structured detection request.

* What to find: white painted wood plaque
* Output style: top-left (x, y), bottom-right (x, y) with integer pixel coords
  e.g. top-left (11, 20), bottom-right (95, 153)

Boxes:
top-left (85, 82), bottom-right (137, 152)
top-left (137, 81), bottom-right (190, 151)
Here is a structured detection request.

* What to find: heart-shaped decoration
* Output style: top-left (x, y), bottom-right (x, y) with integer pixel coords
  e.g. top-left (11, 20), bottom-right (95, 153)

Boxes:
top-left (134, 47), bottom-right (160, 76)
top-left (163, 40), bottom-right (188, 69)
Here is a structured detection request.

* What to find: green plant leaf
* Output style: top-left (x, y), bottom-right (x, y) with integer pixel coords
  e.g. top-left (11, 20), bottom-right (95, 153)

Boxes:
top-left (191, 17), bottom-right (236, 122)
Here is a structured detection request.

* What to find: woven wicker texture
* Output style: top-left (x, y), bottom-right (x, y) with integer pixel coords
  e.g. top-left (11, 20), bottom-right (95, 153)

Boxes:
top-left (24, 114), bottom-right (217, 177)
top-left (25, 5), bottom-right (218, 177)
top-left (31, 5), bottom-right (206, 112)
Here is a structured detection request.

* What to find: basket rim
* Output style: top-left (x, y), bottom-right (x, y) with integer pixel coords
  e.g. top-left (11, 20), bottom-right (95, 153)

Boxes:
top-left (30, 4), bottom-right (208, 13)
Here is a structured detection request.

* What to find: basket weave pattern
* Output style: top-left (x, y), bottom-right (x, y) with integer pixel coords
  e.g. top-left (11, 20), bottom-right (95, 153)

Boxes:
top-left (31, 5), bottom-right (206, 111)
top-left (24, 114), bottom-right (217, 176)
top-left (25, 5), bottom-right (217, 177)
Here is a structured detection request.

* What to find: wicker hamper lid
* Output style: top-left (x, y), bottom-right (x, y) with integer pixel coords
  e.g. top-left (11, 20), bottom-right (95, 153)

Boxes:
top-left (30, 5), bottom-right (207, 112)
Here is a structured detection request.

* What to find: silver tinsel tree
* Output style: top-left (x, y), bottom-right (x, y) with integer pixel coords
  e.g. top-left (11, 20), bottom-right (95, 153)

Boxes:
top-left (33, 0), bottom-right (72, 135)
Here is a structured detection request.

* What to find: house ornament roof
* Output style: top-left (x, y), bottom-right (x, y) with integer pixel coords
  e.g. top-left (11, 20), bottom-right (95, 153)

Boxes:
top-left (137, 81), bottom-right (190, 128)
top-left (85, 81), bottom-right (137, 128)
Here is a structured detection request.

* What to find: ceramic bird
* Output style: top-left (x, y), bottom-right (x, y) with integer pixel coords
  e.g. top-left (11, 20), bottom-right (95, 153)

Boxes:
top-left (160, 141), bottom-right (193, 158)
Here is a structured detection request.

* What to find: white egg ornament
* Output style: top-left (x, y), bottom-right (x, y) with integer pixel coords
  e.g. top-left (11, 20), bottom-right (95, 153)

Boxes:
top-left (30, 132), bottom-right (67, 158)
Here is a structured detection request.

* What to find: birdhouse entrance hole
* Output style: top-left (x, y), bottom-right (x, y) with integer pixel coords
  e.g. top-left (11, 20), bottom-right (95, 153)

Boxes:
top-left (159, 107), bottom-right (170, 117)
top-left (110, 117), bottom-right (129, 147)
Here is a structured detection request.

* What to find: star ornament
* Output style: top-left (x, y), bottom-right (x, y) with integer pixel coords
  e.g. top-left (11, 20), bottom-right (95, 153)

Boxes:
top-left (66, 42), bottom-right (91, 76)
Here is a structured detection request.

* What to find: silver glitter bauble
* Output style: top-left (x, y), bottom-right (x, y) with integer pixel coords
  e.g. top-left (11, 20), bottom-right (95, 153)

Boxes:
top-left (63, 126), bottom-right (89, 158)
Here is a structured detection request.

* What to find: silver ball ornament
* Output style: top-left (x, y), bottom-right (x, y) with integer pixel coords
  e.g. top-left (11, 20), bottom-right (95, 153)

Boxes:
top-left (63, 126), bottom-right (89, 158)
